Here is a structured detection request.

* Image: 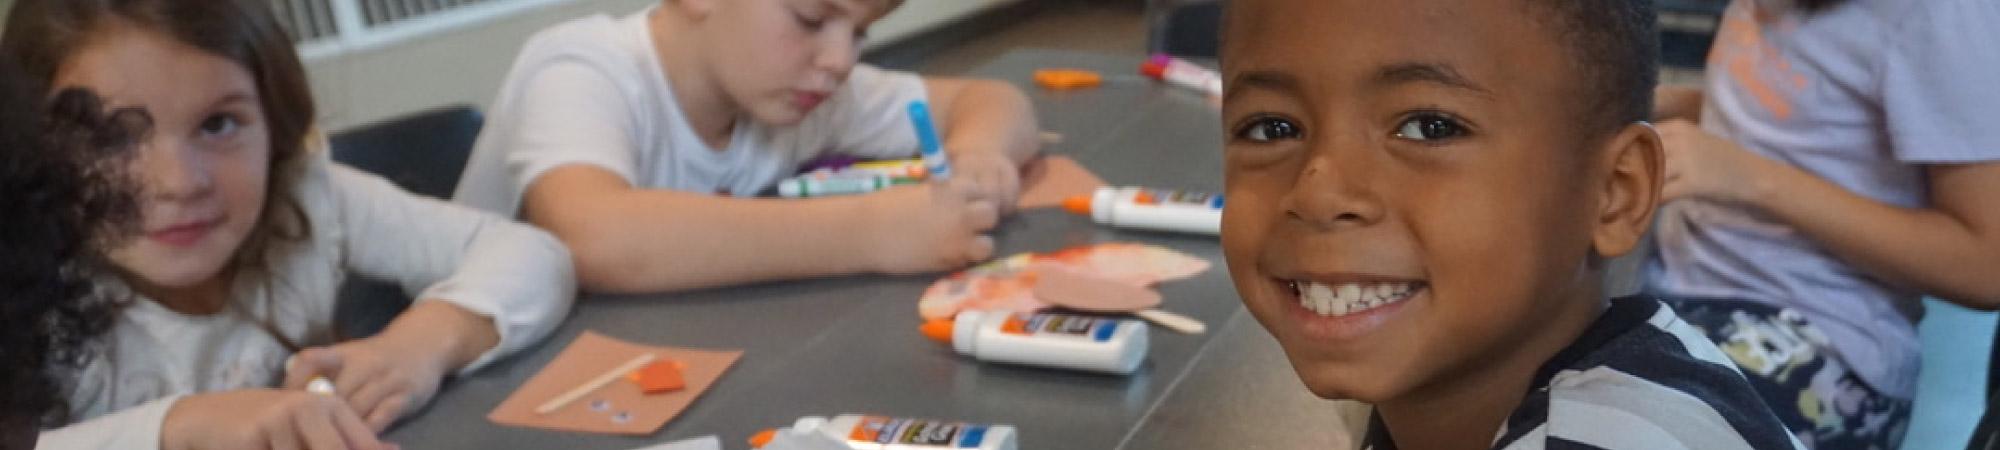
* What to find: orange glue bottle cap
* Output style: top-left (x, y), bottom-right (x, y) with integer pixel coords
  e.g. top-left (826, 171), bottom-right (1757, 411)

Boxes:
top-left (919, 319), bottom-right (956, 344)
top-left (1062, 195), bottom-right (1094, 216)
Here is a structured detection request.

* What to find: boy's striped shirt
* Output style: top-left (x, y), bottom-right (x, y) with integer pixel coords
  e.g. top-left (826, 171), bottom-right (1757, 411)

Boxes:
top-left (1362, 298), bottom-right (1807, 450)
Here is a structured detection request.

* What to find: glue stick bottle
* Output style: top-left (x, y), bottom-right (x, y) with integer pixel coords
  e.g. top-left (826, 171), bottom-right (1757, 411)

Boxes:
top-left (1062, 186), bottom-right (1222, 236)
top-left (920, 311), bottom-right (1148, 375)
top-left (750, 415), bottom-right (1020, 450)
top-left (1139, 54), bottom-right (1223, 98)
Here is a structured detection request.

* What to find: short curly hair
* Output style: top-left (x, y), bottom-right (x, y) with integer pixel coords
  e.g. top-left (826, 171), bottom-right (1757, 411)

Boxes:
top-left (0, 63), bottom-right (141, 431)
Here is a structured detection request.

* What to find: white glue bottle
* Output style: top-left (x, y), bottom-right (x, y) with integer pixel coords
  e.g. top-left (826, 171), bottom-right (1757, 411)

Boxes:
top-left (920, 311), bottom-right (1148, 375)
top-left (1062, 186), bottom-right (1222, 236)
top-left (750, 415), bottom-right (1019, 450)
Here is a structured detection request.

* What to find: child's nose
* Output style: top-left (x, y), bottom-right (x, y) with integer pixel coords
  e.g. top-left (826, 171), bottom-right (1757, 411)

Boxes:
top-left (1284, 146), bottom-right (1386, 230)
top-left (141, 138), bottom-right (216, 201)
top-left (814, 32), bottom-right (857, 81)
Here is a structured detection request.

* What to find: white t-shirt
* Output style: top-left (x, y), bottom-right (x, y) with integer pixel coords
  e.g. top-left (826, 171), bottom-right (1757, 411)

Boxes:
top-left (39, 148), bottom-right (576, 449)
top-left (454, 9), bottom-right (929, 215)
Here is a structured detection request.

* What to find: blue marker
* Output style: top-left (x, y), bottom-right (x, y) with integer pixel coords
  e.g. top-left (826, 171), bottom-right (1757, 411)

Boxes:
top-left (907, 101), bottom-right (951, 180)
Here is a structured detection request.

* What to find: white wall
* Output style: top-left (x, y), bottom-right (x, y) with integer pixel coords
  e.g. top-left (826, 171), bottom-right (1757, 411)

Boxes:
top-left (307, 0), bottom-right (1018, 131)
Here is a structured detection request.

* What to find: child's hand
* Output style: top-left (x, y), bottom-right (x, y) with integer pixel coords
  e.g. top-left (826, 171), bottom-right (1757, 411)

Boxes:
top-left (283, 336), bottom-right (451, 433)
top-left (163, 389), bottom-right (399, 450)
top-left (1657, 120), bottom-right (1778, 206)
top-left (950, 150), bottom-right (1022, 214)
top-left (865, 178), bottom-right (1000, 274)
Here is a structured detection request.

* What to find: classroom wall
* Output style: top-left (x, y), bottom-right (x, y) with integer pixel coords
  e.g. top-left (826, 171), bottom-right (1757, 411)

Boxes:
top-left (306, 0), bottom-right (1020, 131)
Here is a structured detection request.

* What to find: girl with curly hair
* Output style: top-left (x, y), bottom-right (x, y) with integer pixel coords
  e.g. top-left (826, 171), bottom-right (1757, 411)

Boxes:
top-left (3, 0), bottom-right (579, 448)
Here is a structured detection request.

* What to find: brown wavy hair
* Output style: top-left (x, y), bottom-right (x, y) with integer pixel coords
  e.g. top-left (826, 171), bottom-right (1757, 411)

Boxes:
top-left (2, 0), bottom-right (317, 279)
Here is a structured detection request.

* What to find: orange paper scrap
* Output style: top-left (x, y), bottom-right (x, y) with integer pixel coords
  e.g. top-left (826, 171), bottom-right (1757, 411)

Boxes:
top-left (489, 332), bottom-right (740, 435)
top-left (627, 360), bottom-right (688, 394)
top-left (1016, 155), bottom-right (1106, 210)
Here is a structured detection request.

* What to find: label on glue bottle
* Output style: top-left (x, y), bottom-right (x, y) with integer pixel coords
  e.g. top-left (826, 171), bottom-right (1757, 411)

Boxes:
top-left (999, 313), bottom-right (1121, 342)
top-left (755, 415), bottom-right (1019, 450)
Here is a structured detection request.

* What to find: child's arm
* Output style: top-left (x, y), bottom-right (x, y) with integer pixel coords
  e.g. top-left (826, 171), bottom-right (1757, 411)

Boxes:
top-left (284, 157), bottom-right (576, 430)
top-left (1653, 85), bottom-right (1705, 122)
top-left (924, 77), bottom-right (1043, 211)
top-left (524, 166), bottom-right (998, 293)
top-left (37, 390), bottom-right (392, 450)
top-left (1658, 120), bottom-right (2000, 309)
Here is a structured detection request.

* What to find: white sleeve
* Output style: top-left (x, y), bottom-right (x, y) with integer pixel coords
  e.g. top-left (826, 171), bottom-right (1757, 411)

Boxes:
top-left (327, 158), bottom-right (575, 373)
top-left (36, 396), bottom-right (179, 450)
top-left (812, 65), bottom-right (929, 160)
top-left (499, 60), bottom-right (645, 187)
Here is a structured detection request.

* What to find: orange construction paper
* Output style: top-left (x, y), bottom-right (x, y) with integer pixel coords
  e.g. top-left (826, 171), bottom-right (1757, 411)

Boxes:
top-left (488, 332), bottom-right (740, 435)
top-left (918, 243), bottom-right (1210, 320)
top-left (1033, 265), bottom-right (1164, 312)
top-left (1017, 155), bottom-right (1106, 210)
top-left (627, 360), bottom-right (687, 394)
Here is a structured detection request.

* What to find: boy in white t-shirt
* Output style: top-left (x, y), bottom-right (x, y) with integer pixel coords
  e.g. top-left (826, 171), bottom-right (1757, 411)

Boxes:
top-left (456, 0), bottom-right (1041, 293)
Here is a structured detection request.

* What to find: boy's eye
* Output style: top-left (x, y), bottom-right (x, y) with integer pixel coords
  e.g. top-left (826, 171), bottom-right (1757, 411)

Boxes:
top-left (1394, 114), bottom-right (1468, 141)
top-left (1234, 116), bottom-right (1303, 142)
top-left (794, 12), bottom-right (826, 31)
top-left (198, 114), bottom-right (239, 137)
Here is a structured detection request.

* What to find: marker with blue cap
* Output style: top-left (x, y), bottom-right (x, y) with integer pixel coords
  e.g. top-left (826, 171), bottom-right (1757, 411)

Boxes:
top-left (907, 101), bottom-right (951, 181)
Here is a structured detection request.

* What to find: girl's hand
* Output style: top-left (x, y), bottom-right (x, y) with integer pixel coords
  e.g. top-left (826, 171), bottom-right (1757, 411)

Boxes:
top-left (283, 335), bottom-right (450, 432)
top-left (163, 389), bottom-right (398, 450)
top-left (1657, 120), bottom-right (1779, 206)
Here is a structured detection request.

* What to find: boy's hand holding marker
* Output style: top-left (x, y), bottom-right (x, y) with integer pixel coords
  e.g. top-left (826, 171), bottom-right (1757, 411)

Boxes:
top-left (910, 101), bottom-right (1022, 213)
top-left (864, 179), bottom-right (1000, 275)
top-left (858, 102), bottom-right (1000, 275)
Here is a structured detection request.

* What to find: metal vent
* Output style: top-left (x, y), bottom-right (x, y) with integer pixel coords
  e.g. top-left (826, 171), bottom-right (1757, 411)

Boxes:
top-left (360, 0), bottom-right (503, 27)
top-left (269, 0), bottom-right (341, 42)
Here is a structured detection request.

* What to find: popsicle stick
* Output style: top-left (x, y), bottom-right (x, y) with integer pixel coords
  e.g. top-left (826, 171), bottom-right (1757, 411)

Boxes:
top-left (1136, 309), bottom-right (1207, 334)
top-left (535, 352), bottom-right (656, 415)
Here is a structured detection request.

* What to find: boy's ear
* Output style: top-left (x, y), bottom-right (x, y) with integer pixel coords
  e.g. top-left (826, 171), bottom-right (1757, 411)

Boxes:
top-left (1591, 122), bottom-right (1665, 258)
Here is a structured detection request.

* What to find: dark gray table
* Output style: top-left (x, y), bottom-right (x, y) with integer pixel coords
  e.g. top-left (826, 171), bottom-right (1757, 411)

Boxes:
top-left (386, 49), bottom-right (1354, 450)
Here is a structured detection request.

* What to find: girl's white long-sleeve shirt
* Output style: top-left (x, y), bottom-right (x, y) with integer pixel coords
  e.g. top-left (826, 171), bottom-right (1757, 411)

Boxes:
top-left (38, 148), bottom-right (576, 449)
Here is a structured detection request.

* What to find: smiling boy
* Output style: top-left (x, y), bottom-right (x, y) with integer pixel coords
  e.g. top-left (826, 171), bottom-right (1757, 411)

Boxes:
top-left (1219, 0), bottom-right (1803, 449)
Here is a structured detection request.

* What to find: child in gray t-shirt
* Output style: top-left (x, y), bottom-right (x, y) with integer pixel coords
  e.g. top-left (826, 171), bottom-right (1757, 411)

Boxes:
top-left (1647, 0), bottom-right (2000, 447)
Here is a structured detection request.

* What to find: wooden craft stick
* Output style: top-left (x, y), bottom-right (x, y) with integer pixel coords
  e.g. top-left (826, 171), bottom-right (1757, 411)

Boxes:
top-left (535, 352), bottom-right (656, 415)
top-left (1135, 309), bottom-right (1208, 335)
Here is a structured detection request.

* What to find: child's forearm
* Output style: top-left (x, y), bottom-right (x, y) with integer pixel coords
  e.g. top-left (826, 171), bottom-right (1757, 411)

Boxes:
top-left (1746, 160), bottom-right (2000, 309)
top-left (524, 167), bottom-right (886, 293)
top-left (932, 78), bottom-right (1041, 164)
top-left (1653, 85), bottom-right (1704, 123)
top-left (377, 301), bottom-right (501, 372)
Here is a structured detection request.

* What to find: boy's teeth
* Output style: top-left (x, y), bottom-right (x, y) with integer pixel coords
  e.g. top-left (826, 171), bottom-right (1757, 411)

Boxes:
top-left (1293, 280), bottom-right (1419, 318)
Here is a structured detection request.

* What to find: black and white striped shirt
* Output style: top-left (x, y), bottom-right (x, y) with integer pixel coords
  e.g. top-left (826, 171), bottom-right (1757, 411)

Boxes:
top-left (1362, 297), bottom-right (1806, 450)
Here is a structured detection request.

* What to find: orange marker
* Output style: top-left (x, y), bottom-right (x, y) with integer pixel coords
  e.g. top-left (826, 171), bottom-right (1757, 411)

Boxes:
top-left (1033, 69), bottom-right (1102, 90)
